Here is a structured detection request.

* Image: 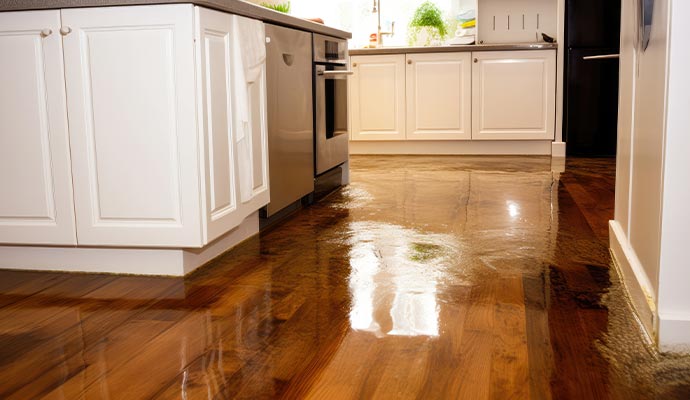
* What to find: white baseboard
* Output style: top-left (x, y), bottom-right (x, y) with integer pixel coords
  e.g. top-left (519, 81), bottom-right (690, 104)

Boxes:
top-left (551, 141), bottom-right (566, 157)
top-left (349, 140), bottom-right (552, 155)
top-left (0, 213), bottom-right (259, 277)
top-left (609, 220), bottom-right (658, 341)
top-left (658, 313), bottom-right (690, 353)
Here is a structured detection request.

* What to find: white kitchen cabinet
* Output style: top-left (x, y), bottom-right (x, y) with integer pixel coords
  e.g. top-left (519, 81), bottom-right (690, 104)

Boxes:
top-left (349, 49), bottom-right (557, 147)
top-left (0, 5), bottom-right (270, 249)
top-left (196, 8), bottom-right (269, 244)
top-left (0, 5), bottom-right (269, 273)
top-left (406, 52), bottom-right (472, 140)
top-left (472, 50), bottom-right (556, 140)
top-left (0, 11), bottom-right (77, 245)
top-left (61, 5), bottom-right (203, 247)
top-left (350, 54), bottom-right (406, 141)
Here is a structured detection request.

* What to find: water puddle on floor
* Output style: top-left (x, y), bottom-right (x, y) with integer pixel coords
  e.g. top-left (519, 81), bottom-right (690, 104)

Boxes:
top-left (596, 267), bottom-right (690, 398)
top-left (321, 156), bottom-right (690, 397)
top-left (345, 221), bottom-right (466, 338)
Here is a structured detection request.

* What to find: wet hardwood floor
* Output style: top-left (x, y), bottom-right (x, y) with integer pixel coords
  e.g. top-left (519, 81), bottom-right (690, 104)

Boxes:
top-left (1, 155), bottom-right (690, 399)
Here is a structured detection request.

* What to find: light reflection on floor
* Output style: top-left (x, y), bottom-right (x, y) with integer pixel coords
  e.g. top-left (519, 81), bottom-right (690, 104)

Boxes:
top-left (346, 221), bottom-right (463, 337)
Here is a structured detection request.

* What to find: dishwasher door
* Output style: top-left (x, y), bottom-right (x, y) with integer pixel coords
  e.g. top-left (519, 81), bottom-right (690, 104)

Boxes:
top-left (264, 24), bottom-right (314, 217)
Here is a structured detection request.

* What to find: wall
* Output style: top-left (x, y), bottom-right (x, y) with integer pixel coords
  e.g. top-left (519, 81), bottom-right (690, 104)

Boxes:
top-left (611, 0), bottom-right (690, 351)
top-left (255, 0), bottom-right (561, 47)
top-left (656, 0), bottom-right (690, 351)
top-left (251, 0), bottom-right (466, 48)
top-left (477, 0), bottom-right (557, 43)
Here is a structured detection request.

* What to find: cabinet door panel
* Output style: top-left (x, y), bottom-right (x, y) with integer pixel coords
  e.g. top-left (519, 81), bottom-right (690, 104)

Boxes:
top-left (472, 50), bottom-right (556, 140)
top-left (0, 11), bottom-right (77, 245)
top-left (406, 52), bottom-right (472, 140)
top-left (196, 7), bottom-right (240, 243)
top-left (248, 72), bottom-right (269, 197)
top-left (350, 54), bottom-right (406, 141)
top-left (195, 10), bottom-right (269, 244)
top-left (62, 5), bottom-right (202, 247)
top-left (231, 15), bottom-right (269, 224)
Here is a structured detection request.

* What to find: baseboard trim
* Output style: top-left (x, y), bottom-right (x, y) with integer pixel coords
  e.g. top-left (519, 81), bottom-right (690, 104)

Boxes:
top-left (551, 141), bottom-right (566, 157)
top-left (658, 313), bottom-right (690, 353)
top-left (609, 220), bottom-right (658, 341)
top-left (0, 213), bottom-right (259, 277)
top-left (349, 140), bottom-right (552, 155)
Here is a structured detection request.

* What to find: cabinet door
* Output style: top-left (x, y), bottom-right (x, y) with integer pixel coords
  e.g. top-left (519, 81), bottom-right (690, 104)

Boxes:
top-left (195, 9), bottom-right (269, 244)
top-left (406, 52), bottom-right (472, 140)
top-left (231, 15), bottom-right (270, 226)
top-left (0, 11), bottom-right (77, 245)
top-left (472, 50), bottom-right (556, 140)
top-left (350, 54), bottom-right (406, 141)
top-left (195, 7), bottom-right (241, 244)
top-left (62, 5), bottom-right (203, 247)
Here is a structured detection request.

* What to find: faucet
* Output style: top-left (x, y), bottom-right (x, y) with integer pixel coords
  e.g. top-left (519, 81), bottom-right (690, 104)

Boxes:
top-left (372, 0), bottom-right (394, 46)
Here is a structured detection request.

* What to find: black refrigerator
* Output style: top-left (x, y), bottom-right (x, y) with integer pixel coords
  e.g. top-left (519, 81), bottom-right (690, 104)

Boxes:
top-left (564, 0), bottom-right (621, 156)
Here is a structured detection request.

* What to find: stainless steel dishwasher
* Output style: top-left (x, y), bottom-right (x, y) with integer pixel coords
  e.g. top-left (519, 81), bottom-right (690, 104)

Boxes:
top-left (262, 24), bottom-right (314, 218)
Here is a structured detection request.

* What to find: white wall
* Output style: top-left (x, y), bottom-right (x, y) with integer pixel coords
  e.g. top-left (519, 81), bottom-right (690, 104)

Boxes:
top-left (477, 0), bottom-right (558, 43)
top-left (657, 0), bottom-right (690, 351)
top-left (628, 0), bottom-right (669, 294)
top-left (252, 0), bottom-right (475, 47)
top-left (612, 0), bottom-right (690, 352)
top-left (614, 0), bottom-right (637, 240)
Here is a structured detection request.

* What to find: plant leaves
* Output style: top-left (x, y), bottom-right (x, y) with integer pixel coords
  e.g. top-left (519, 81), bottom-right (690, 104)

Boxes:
top-left (409, 1), bottom-right (448, 38)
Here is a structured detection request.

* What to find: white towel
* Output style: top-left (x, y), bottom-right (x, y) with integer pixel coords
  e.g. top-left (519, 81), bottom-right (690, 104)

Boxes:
top-left (232, 16), bottom-right (266, 203)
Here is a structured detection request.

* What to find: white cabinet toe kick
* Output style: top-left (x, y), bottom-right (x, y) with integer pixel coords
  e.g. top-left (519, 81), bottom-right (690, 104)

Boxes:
top-left (0, 5), bottom-right (270, 275)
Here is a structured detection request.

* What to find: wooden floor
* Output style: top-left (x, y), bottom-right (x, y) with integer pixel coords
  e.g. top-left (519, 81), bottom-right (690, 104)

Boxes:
top-left (1, 156), bottom-right (690, 399)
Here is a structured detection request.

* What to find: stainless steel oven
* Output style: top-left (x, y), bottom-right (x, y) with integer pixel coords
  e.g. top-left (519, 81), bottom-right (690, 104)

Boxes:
top-left (313, 34), bottom-right (350, 176)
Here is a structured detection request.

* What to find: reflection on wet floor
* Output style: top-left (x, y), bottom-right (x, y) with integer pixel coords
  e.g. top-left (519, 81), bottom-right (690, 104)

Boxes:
top-left (1, 155), bottom-right (689, 399)
top-left (347, 222), bottom-right (460, 337)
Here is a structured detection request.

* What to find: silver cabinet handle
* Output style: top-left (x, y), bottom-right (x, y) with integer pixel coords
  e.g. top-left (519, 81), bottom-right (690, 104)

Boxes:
top-left (59, 26), bottom-right (72, 36)
top-left (583, 54), bottom-right (619, 60)
top-left (40, 28), bottom-right (52, 37)
top-left (318, 70), bottom-right (354, 76)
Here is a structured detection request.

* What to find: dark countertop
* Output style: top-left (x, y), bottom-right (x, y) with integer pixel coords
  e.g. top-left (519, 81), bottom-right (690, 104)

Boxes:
top-left (0, 0), bottom-right (352, 39)
top-left (349, 43), bottom-right (558, 56)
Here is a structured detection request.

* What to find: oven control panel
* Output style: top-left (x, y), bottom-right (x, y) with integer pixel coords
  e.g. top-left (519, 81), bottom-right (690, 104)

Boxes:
top-left (313, 33), bottom-right (348, 65)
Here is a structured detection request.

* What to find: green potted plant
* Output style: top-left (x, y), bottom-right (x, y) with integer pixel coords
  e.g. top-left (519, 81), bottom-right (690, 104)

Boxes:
top-left (408, 1), bottom-right (448, 46)
top-left (260, 1), bottom-right (291, 14)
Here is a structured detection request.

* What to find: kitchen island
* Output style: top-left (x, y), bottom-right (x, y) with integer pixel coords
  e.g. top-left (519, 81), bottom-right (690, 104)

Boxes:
top-left (0, 0), bottom-right (351, 39)
top-left (348, 43), bottom-right (563, 156)
top-left (0, 2), bottom-right (349, 276)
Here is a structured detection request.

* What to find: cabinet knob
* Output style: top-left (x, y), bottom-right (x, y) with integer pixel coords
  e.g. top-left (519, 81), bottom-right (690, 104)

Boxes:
top-left (352, 62), bottom-right (357, 67)
top-left (407, 59), bottom-right (412, 64)
top-left (474, 58), bottom-right (478, 63)
top-left (40, 28), bottom-right (52, 37)
top-left (59, 26), bottom-right (72, 36)
top-left (265, 37), bottom-right (271, 44)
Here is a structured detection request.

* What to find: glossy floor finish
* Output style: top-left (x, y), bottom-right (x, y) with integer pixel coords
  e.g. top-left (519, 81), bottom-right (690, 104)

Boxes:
top-left (2, 156), bottom-right (690, 399)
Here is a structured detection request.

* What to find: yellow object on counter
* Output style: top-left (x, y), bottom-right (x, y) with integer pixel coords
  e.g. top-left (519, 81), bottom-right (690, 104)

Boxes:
top-left (461, 19), bottom-right (476, 28)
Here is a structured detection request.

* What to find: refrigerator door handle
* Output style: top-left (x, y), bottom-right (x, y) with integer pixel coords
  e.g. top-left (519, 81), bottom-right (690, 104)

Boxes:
top-left (583, 54), bottom-right (620, 60)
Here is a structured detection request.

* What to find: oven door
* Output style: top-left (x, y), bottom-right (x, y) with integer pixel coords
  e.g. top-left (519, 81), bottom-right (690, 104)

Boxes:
top-left (315, 64), bottom-right (351, 175)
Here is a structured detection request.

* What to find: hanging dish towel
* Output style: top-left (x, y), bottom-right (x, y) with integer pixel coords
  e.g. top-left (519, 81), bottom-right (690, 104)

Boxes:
top-left (232, 16), bottom-right (266, 203)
